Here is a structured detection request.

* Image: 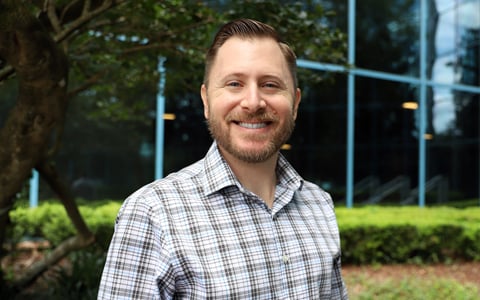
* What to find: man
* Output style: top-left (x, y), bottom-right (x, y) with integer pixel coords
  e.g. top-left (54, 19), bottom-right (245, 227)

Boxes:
top-left (98, 18), bottom-right (348, 299)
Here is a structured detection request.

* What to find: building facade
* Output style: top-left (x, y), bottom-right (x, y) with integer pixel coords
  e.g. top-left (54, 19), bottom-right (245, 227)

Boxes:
top-left (29, 0), bottom-right (479, 207)
top-left (293, 0), bottom-right (480, 207)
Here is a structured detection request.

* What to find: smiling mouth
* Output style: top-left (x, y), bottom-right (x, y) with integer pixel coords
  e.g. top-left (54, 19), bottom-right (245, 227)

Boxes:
top-left (236, 121), bottom-right (269, 129)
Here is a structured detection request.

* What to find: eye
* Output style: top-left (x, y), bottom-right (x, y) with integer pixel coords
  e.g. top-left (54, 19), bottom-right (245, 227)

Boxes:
top-left (226, 81), bottom-right (242, 87)
top-left (262, 82), bottom-right (279, 89)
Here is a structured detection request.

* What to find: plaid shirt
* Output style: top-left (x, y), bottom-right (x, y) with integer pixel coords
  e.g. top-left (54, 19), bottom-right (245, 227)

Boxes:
top-left (98, 142), bottom-right (348, 299)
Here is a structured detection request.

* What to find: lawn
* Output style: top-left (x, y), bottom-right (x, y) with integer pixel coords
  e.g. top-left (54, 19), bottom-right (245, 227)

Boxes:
top-left (343, 262), bottom-right (480, 299)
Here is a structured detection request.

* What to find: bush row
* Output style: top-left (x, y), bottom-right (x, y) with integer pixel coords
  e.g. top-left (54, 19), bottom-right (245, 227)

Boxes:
top-left (8, 201), bottom-right (480, 264)
top-left (9, 200), bottom-right (120, 250)
top-left (336, 206), bottom-right (480, 264)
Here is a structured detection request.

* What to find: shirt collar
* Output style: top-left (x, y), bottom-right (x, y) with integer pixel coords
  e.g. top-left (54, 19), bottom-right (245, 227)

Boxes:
top-left (202, 142), bottom-right (239, 196)
top-left (276, 152), bottom-right (304, 191)
top-left (202, 142), bottom-right (304, 196)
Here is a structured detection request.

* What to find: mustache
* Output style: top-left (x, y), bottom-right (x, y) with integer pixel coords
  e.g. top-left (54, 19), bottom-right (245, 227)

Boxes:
top-left (226, 111), bottom-right (278, 122)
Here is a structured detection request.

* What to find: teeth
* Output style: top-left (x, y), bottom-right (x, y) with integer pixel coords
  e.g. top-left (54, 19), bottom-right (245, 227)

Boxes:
top-left (238, 122), bottom-right (267, 129)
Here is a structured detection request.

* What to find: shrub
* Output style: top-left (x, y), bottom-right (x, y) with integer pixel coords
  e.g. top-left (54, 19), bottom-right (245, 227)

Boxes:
top-left (9, 200), bottom-right (121, 249)
top-left (45, 247), bottom-right (106, 299)
top-left (337, 206), bottom-right (480, 264)
top-left (8, 202), bottom-right (480, 264)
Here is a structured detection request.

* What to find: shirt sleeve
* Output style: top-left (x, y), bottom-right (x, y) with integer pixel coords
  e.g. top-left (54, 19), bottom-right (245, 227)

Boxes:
top-left (97, 196), bottom-right (175, 299)
top-left (331, 253), bottom-right (349, 299)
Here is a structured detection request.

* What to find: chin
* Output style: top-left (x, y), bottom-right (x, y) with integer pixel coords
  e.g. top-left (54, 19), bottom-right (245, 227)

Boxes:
top-left (231, 142), bottom-right (279, 162)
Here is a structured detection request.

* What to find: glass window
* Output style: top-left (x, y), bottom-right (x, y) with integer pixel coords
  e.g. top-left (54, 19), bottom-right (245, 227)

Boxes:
top-left (428, 88), bottom-right (479, 203)
top-left (20, 0), bottom-right (479, 206)
top-left (163, 93), bottom-right (211, 175)
top-left (432, 0), bottom-right (480, 84)
top-left (285, 72), bottom-right (348, 203)
top-left (53, 95), bottom-right (156, 200)
top-left (353, 78), bottom-right (419, 204)
top-left (355, 0), bottom-right (420, 76)
top-left (432, 87), bottom-right (456, 135)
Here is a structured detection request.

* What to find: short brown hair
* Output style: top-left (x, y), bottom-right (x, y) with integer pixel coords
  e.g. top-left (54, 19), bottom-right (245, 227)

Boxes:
top-left (203, 19), bottom-right (298, 89)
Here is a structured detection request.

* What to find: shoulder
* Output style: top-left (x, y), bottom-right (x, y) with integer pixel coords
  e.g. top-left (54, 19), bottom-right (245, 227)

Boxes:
top-left (117, 159), bottom-right (206, 220)
top-left (296, 180), bottom-right (335, 210)
top-left (293, 180), bottom-right (341, 238)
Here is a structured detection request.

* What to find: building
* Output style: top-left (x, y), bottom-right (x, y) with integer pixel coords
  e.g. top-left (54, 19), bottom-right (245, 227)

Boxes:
top-left (31, 0), bottom-right (480, 207)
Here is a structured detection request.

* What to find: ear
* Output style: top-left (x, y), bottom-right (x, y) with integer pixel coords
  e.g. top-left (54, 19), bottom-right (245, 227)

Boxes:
top-left (201, 84), bottom-right (209, 119)
top-left (292, 88), bottom-right (301, 120)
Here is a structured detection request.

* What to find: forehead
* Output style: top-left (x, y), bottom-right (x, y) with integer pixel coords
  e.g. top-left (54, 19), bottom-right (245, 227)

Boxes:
top-left (211, 37), bottom-right (290, 80)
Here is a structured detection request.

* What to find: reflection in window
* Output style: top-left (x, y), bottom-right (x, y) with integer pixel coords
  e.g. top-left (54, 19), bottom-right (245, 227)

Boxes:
top-left (433, 0), bottom-right (480, 86)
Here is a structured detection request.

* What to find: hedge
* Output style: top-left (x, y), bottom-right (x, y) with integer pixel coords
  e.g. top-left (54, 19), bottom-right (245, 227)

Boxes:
top-left (8, 202), bottom-right (480, 264)
top-left (336, 206), bottom-right (480, 264)
top-left (9, 200), bottom-right (121, 250)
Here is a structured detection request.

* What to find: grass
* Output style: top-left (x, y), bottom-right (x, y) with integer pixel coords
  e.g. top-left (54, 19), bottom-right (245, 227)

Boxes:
top-left (344, 273), bottom-right (480, 300)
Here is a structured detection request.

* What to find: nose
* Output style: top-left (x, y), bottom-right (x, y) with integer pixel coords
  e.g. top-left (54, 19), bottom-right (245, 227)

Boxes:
top-left (240, 85), bottom-right (266, 111)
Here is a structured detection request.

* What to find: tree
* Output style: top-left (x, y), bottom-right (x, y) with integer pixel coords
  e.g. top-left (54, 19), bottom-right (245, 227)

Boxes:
top-left (0, 0), bottom-right (346, 292)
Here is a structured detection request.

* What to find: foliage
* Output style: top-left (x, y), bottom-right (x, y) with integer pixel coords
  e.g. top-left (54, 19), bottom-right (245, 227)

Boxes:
top-left (44, 247), bottom-right (106, 300)
top-left (13, 246), bottom-right (106, 300)
top-left (0, 0), bottom-right (347, 161)
top-left (6, 202), bottom-right (480, 298)
top-left (56, 0), bottom-right (347, 124)
top-left (336, 206), bottom-right (480, 231)
top-left (337, 206), bottom-right (480, 264)
top-left (0, 0), bottom-right (348, 200)
top-left (9, 200), bottom-right (120, 249)
top-left (1, 1), bottom-right (348, 288)
top-left (9, 202), bottom-right (480, 266)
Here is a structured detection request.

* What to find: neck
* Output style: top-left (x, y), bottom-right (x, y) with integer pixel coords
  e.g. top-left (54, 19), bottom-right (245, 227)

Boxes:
top-left (221, 149), bottom-right (278, 208)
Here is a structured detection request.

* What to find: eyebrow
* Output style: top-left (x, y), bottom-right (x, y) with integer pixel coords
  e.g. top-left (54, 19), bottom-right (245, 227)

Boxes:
top-left (220, 72), bottom-right (287, 84)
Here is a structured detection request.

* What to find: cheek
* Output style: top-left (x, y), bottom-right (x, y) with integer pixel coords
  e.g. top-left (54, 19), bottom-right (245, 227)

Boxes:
top-left (275, 102), bottom-right (296, 118)
top-left (210, 99), bottom-right (239, 117)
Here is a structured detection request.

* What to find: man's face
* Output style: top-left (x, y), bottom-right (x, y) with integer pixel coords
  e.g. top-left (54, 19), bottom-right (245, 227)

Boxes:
top-left (201, 37), bottom-right (301, 163)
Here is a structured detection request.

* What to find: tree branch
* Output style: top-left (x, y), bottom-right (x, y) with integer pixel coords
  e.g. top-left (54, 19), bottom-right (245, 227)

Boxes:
top-left (36, 160), bottom-right (94, 240)
top-left (54, 0), bottom-right (127, 44)
top-left (82, 0), bottom-right (92, 16)
top-left (11, 234), bottom-right (95, 289)
top-left (46, 0), bottom-right (62, 33)
top-left (67, 69), bottom-right (108, 97)
top-left (0, 2), bottom-right (69, 258)
top-left (8, 159), bottom-right (96, 290)
top-left (0, 65), bottom-right (14, 82)
top-left (59, 0), bottom-right (82, 23)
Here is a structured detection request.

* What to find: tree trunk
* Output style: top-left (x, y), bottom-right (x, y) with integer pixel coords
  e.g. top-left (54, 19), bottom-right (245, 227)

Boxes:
top-left (0, 1), bottom-right (129, 290)
top-left (0, 0), bottom-right (69, 284)
top-left (36, 160), bottom-right (94, 240)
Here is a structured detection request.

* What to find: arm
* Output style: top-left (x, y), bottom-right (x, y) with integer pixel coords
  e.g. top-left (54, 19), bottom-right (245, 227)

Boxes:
top-left (97, 196), bottom-right (175, 299)
top-left (331, 253), bottom-right (349, 300)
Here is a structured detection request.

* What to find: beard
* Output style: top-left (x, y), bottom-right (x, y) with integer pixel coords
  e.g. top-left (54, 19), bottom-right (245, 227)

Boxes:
top-left (207, 111), bottom-right (295, 163)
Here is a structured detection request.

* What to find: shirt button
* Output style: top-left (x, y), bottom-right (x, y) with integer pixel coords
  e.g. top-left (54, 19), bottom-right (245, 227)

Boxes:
top-left (282, 255), bottom-right (290, 264)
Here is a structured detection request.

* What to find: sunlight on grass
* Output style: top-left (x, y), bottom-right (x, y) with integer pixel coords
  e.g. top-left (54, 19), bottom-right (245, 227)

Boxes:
top-left (345, 273), bottom-right (480, 300)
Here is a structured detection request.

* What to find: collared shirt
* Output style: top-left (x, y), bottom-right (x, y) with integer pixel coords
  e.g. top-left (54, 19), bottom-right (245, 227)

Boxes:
top-left (98, 142), bottom-right (348, 299)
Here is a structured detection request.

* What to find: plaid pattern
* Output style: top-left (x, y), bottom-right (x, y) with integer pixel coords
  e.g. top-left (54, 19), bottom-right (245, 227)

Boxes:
top-left (98, 142), bottom-right (348, 299)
